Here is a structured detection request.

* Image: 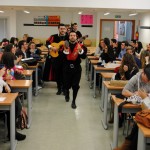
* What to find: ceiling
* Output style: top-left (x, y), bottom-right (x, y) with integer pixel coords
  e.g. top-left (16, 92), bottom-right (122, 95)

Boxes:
top-left (0, 6), bottom-right (150, 14)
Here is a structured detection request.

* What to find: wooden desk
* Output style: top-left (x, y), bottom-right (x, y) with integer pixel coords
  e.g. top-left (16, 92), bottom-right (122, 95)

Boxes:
top-left (100, 73), bottom-right (116, 111)
top-left (89, 60), bottom-right (99, 88)
top-left (0, 93), bottom-right (18, 150)
top-left (28, 63), bottom-right (39, 96)
top-left (101, 81), bottom-right (124, 129)
top-left (87, 47), bottom-right (96, 53)
top-left (93, 65), bottom-right (115, 98)
top-left (111, 95), bottom-right (141, 149)
top-left (137, 123), bottom-right (150, 150)
top-left (23, 70), bottom-right (33, 80)
top-left (86, 56), bottom-right (99, 80)
top-left (7, 80), bottom-right (33, 128)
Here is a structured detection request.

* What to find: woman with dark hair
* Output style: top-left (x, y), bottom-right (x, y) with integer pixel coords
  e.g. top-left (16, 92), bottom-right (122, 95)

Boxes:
top-left (10, 37), bottom-right (19, 48)
top-left (140, 50), bottom-right (150, 69)
top-left (135, 41), bottom-right (143, 54)
top-left (1, 52), bottom-right (23, 80)
top-left (100, 38), bottom-right (115, 63)
top-left (94, 39), bottom-right (104, 56)
top-left (115, 53), bottom-right (139, 80)
top-left (4, 44), bottom-right (22, 65)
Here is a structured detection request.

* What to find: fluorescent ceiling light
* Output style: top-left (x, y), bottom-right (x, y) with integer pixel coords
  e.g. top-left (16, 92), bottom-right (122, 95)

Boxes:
top-left (24, 10), bottom-right (30, 14)
top-left (0, 11), bottom-right (4, 13)
top-left (104, 12), bottom-right (110, 15)
top-left (78, 11), bottom-right (82, 14)
top-left (129, 13), bottom-right (137, 16)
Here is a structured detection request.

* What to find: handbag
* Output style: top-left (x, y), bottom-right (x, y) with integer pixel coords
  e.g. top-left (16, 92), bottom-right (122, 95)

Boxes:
top-left (135, 109), bottom-right (150, 128)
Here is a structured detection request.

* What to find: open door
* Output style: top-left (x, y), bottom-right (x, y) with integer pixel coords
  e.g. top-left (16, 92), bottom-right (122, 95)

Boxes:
top-left (100, 19), bottom-right (135, 42)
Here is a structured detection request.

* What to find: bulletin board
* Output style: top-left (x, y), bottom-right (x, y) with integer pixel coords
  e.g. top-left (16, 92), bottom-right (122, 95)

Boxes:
top-left (80, 15), bottom-right (93, 27)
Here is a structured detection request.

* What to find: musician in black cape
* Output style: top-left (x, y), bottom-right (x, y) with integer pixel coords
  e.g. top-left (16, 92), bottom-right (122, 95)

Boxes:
top-left (62, 31), bottom-right (87, 109)
top-left (43, 23), bottom-right (69, 95)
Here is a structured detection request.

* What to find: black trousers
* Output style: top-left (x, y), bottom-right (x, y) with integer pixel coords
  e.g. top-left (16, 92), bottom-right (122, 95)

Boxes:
top-left (51, 57), bottom-right (64, 90)
top-left (63, 64), bottom-right (82, 101)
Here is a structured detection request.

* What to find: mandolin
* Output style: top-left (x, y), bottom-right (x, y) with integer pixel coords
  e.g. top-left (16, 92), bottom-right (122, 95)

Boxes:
top-left (78, 35), bottom-right (88, 43)
top-left (48, 41), bottom-right (65, 58)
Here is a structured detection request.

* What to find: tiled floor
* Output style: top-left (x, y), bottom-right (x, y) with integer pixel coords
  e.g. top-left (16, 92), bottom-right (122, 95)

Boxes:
top-left (0, 61), bottom-right (126, 150)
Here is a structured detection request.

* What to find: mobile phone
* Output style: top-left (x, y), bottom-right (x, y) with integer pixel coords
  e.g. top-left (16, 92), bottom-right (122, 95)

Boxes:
top-left (0, 64), bottom-right (4, 69)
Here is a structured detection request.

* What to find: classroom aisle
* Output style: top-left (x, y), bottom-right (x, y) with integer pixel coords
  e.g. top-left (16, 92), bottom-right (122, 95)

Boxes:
top-left (1, 61), bottom-right (122, 150)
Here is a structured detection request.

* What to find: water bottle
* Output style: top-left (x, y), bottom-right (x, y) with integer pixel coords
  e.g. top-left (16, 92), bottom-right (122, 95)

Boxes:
top-left (102, 60), bottom-right (105, 65)
top-left (98, 57), bottom-right (102, 63)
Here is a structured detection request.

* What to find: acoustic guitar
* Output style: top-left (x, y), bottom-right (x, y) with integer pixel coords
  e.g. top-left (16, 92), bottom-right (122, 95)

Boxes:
top-left (48, 35), bottom-right (88, 58)
top-left (48, 41), bottom-right (65, 58)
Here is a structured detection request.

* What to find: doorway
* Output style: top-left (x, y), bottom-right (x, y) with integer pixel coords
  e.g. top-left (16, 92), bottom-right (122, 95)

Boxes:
top-left (100, 19), bottom-right (135, 42)
top-left (0, 18), bottom-right (7, 41)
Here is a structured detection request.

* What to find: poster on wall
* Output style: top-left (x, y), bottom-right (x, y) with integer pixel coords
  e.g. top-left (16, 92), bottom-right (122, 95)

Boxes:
top-left (80, 15), bottom-right (93, 27)
top-left (119, 21), bottom-right (126, 36)
top-left (33, 16), bottom-right (60, 26)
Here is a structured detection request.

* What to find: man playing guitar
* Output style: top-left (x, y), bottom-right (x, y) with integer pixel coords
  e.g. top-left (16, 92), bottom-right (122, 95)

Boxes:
top-left (44, 23), bottom-right (69, 95)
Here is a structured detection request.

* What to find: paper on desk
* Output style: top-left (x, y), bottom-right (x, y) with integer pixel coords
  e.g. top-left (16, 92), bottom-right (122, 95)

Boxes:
top-left (104, 63), bottom-right (120, 68)
top-left (0, 97), bottom-right (6, 102)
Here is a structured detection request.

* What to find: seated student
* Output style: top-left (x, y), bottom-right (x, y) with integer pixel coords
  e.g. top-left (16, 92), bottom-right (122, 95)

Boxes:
top-left (140, 50), bottom-right (150, 69)
top-left (10, 37), bottom-right (19, 49)
top-left (114, 64), bottom-right (150, 150)
top-left (94, 39), bottom-right (104, 57)
top-left (27, 41), bottom-right (41, 58)
top-left (27, 42), bottom-right (43, 87)
top-left (16, 40), bottom-right (28, 59)
top-left (0, 67), bottom-right (26, 141)
top-left (111, 38), bottom-right (119, 58)
top-left (135, 41), bottom-right (143, 57)
top-left (4, 44), bottom-right (22, 65)
top-left (1, 52), bottom-right (23, 80)
top-left (115, 53), bottom-right (139, 80)
top-left (23, 34), bottom-right (29, 42)
top-left (100, 38), bottom-right (115, 63)
top-left (118, 41), bottom-right (128, 60)
top-left (126, 46), bottom-right (141, 68)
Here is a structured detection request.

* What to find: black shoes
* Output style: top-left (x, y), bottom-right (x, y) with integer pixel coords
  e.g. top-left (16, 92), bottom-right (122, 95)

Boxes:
top-left (65, 91), bottom-right (70, 102)
top-left (8, 132), bottom-right (26, 141)
top-left (71, 102), bottom-right (77, 109)
top-left (16, 132), bottom-right (26, 141)
top-left (56, 90), bottom-right (61, 95)
top-left (65, 95), bottom-right (70, 102)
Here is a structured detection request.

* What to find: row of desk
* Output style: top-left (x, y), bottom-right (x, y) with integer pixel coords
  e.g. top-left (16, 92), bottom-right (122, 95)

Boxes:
top-left (86, 52), bottom-right (150, 150)
top-left (0, 59), bottom-right (46, 150)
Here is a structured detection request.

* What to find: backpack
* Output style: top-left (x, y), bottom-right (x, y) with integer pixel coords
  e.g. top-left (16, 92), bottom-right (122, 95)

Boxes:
top-left (135, 109), bottom-right (150, 128)
top-left (16, 107), bottom-right (28, 130)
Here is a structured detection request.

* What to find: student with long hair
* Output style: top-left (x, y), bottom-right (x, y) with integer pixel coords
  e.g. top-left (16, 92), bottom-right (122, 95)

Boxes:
top-left (115, 53), bottom-right (139, 80)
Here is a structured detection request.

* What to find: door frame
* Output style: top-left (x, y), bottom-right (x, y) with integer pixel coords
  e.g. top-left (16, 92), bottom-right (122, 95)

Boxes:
top-left (100, 19), bottom-right (135, 40)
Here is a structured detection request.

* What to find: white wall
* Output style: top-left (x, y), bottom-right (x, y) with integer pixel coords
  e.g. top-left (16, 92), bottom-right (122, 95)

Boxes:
top-left (1, 0), bottom-right (150, 10)
top-left (0, 10), bottom-right (16, 39)
top-left (0, 9), bottom-right (143, 47)
top-left (16, 11), bottom-right (97, 43)
top-left (139, 12), bottom-right (150, 48)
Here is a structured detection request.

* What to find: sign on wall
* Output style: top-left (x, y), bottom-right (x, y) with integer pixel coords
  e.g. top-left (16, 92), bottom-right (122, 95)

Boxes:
top-left (80, 15), bottom-right (93, 27)
top-left (33, 16), bottom-right (60, 26)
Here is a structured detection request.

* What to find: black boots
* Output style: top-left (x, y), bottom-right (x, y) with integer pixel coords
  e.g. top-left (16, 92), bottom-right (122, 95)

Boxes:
top-left (65, 90), bottom-right (70, 102)
top-left (56, 88), bottom-right (61, 95)
top-left (71, 101), bottom-right (77, 109)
